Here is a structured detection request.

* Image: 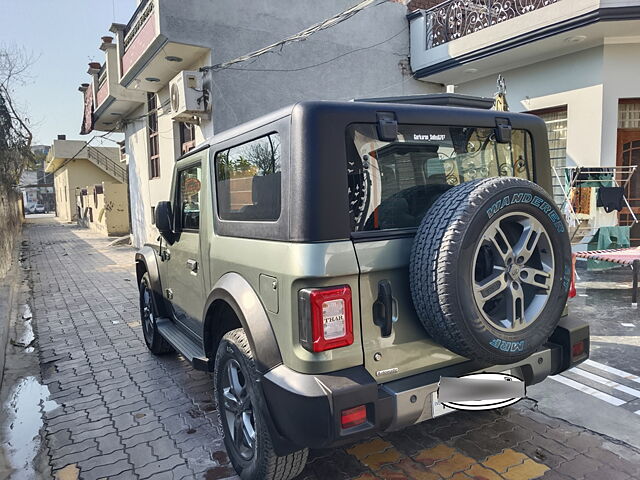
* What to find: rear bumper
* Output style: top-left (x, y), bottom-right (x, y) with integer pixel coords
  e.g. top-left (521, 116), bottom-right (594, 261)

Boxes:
top-left (261, 315), bottom-right (589, 454)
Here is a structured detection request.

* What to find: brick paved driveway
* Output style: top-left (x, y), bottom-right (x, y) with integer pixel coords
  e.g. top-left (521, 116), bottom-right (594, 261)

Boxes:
top-left (22, 219), bottom-right (640, 480)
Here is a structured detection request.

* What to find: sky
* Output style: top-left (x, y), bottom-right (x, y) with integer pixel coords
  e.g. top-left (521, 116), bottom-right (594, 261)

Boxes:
top-left (0, 0), bottom-right (137, 146)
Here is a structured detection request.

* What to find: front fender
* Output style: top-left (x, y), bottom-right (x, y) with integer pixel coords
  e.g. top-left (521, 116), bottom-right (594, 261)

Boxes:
top-left (135, 246), bottom-right (167, 316)
top-left (203, 272), bottom-right (282, 374)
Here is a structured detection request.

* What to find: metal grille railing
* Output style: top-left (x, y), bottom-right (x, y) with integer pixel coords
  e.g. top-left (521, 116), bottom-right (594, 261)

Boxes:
top-left (123, 0), bottom-right (154, 50)
top-left (87, 146), bottom-right (129, 184)
top-left (424, 0), bottom-right (560, 49)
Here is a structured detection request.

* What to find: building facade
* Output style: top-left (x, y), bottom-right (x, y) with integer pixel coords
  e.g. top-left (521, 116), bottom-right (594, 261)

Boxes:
top-left (20, 145), bottom-right (55, 214)
top-left (45, 138), bottom-right (129, 226)
top-left (76, 182), bottom-right (130, 236)
top-left (79, 0), bottom-right (640, 248)
top-left (408, 0), bottom-right (640, 243)
top-left (79, 0), bottom-right (442, 248)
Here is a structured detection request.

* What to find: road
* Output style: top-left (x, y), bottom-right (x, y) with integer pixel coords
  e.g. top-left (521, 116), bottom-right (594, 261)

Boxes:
top-left (0, 217), bottom-right (638, 480)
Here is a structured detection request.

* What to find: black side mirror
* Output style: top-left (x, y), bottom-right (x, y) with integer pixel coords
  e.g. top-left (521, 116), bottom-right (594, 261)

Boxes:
top-left (155, 201), bottom-right (174, 241)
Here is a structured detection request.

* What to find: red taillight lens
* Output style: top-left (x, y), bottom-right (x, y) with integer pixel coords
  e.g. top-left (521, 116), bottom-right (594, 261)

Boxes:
top-left (341, 405), bottom-right (367, 429)
top-left (298, 286), bottom-right (353, 352)
top-left (572, 340), bottom-right (585, 358)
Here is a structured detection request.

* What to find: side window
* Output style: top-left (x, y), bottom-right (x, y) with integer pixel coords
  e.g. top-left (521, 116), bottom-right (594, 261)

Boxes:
top-left (215, 133), bottom-right (281, 221)
top-left (178, 164), bottom-right (202, 231)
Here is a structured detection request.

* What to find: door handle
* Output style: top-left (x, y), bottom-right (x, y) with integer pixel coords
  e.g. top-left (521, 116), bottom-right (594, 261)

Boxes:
top-left (186, 259), bottom-right (198, 273)
top-left (373, 280), bottom-right (398, 337)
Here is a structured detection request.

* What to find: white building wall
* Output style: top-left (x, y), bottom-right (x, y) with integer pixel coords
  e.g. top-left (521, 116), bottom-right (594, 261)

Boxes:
top-left (601, 42), bottom-right (640, 165)
top-left (124, 1), bottom-right (442, 248)
top-left (126, 52), bottom-right (214, 248)
top-left (456, 46), bottom-right (606, 168)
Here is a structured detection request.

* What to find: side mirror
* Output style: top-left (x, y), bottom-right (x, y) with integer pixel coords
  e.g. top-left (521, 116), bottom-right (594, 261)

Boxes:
top-left (155, 201), bottom-right (173, 240)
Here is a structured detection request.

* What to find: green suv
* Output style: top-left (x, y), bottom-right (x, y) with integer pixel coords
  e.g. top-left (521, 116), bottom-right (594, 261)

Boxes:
top-left (135, 97), bottom-right (589, 480)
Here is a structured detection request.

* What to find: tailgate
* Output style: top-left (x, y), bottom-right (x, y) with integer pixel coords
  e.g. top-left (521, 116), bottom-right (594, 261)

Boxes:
top-left (354, 236), bottom-right (466, 383)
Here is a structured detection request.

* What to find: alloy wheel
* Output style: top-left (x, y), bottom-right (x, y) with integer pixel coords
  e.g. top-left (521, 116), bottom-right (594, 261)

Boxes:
top-left (141, 284), bottom-right (155, 342)
top-left (221, 358), bottom-right (256, 461)
top-left (472, 212), bottom-right (554, 332)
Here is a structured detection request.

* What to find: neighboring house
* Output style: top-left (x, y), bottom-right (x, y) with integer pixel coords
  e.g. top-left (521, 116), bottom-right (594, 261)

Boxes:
top-left (77, 0), bottom-right (443, 248)
top-left (408, 0), bottom-right (640, 242)
top-left (19, 145), bottom-right (55, 214)
top-left (44, 138), bottom-right (129, 230)
top-left (76, 182), bottom-right (130, 237)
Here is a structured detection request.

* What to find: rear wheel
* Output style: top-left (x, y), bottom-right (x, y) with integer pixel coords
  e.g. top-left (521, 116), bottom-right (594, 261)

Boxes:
top-left (214, 328), bottom-right (308, 480)
top-left (139, 273), bottom-right (173, 354)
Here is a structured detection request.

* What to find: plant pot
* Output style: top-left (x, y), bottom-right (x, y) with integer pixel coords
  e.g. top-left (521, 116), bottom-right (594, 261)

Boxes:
top-left (88, 62), bottom-right (101, 70)
top-left (101, 36), bottom-right (113, 44)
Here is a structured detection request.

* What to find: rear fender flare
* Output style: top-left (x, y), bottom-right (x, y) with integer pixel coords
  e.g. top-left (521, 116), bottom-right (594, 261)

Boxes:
top-left (203, 272), bottom-right (282, 374)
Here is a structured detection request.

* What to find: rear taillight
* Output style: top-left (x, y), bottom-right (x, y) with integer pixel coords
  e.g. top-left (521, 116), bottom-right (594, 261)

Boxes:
top-left (572, 340), bottom-right (586, 359)
top-left (341, 405), bottom-right (367, 429)
top-left (298, 286), bottom-right (353, 352)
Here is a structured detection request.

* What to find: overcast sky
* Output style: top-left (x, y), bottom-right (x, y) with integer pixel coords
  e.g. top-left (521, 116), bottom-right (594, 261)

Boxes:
top-left (0, 0), bottom-right (137, 146)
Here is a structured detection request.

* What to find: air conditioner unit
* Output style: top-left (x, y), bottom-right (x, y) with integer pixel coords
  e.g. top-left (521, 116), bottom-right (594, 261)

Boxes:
top-left (169, 70), bottom-right (209, 122)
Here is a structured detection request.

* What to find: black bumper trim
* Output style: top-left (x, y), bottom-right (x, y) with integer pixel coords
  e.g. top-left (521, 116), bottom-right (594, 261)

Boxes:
top-left (262, 315), bottom-right (589, 453)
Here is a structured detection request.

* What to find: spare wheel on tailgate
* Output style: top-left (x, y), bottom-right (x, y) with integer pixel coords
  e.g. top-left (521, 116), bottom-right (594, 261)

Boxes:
top-left (410, 177), bottom-right (572, 364)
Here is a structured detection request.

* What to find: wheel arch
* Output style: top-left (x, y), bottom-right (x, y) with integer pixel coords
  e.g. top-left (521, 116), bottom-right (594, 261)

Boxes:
top-left (134, 247), bottom-right (167, 316)
top-left (203, 272), bottom-right (282, 374)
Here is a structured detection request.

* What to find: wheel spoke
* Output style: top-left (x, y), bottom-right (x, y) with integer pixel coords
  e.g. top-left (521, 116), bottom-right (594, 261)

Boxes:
top-left (227, 362), bottom-right (243, 398)
top-left (474, 271), bottom-right (508, 306)
top-left (520, 267), bottom-right (552, 290)
top-left (514, 219), bottom-right (545, 264)
top-left (484, 223), bottom-right (513, 264)
top-left (506, 284), bottom-right (525, 329)
top-left (223, 388), bottom-right (240, 414)
top-left (233, 415), bottom-right (243, 446)
top-left (242, 412), bottom-right (256, 447)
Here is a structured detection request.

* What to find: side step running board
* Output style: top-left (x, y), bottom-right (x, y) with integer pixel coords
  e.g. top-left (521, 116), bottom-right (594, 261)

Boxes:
top-left (156, 317), bottom-right (213, 371)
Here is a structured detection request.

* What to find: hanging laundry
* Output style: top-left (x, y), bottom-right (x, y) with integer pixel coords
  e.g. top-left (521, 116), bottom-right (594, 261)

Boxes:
top-left (569, 187), bottom-right (591, 215)
top-left (596, 186), bottom-right (625, 213)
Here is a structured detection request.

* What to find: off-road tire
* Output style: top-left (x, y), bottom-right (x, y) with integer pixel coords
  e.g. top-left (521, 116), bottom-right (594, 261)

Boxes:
top-left (410, 177), bottom-right (572, 364)
top-left (139, 273), bottom-right (174, 354)
top-left (214, 328), bottom-right (308, 480)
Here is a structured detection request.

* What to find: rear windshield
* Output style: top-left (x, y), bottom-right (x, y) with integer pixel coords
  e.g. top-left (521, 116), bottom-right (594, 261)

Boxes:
top-left (347, 124), bottom-right (533, 232)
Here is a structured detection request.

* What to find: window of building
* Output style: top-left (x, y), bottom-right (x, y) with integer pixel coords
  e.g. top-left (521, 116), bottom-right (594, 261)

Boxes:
top-left (530, 106), bottom-right (568, 207)
top-left (178, 164), bottom-right (202, 230)
top-left (179, 122), bottom-right (196, 155)
top-left (215, 133), bottom-right (281, 221)
top-left (619, 99), bottom-right (640, 129)
top-left (148, 93), bottom-right (160, 179)
top-left (347, 124), bottom-right (533, 232)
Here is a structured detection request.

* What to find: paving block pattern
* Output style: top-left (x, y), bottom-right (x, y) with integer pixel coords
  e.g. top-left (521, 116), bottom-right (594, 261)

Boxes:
top-left (22, 219), bottom-right (640, 480)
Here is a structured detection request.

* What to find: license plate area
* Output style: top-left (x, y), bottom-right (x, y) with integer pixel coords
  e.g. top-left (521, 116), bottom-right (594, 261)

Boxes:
top-left (431, 392), bottom-right (455, 418)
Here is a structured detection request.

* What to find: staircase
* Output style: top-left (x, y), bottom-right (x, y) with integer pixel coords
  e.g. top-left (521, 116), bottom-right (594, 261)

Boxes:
top-left (87, 146), bottom-right (128, 184)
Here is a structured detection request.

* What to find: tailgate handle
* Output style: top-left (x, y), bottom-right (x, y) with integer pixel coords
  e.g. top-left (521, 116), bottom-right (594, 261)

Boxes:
top-left (373, 280), bottom-right (397, 337)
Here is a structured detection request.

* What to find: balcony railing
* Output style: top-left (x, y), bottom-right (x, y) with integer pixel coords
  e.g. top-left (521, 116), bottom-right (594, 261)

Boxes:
top-left (123, 0), bottom-right (154, 50)
top-left (425, 0), bottom-right (560, 49)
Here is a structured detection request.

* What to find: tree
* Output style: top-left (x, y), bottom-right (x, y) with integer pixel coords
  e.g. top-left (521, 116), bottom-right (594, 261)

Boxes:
top-left (0, 45), bottom-right (35, 188)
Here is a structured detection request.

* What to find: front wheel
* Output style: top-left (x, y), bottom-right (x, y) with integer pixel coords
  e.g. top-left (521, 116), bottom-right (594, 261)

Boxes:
top-left (214, 329), bottom-right (308, 480)
top-left (139, 273), bottom-right (173, 354)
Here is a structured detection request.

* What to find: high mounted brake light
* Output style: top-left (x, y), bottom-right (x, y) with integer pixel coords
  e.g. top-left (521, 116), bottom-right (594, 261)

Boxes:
top-left (298, 286), bottom-right (354, 353)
